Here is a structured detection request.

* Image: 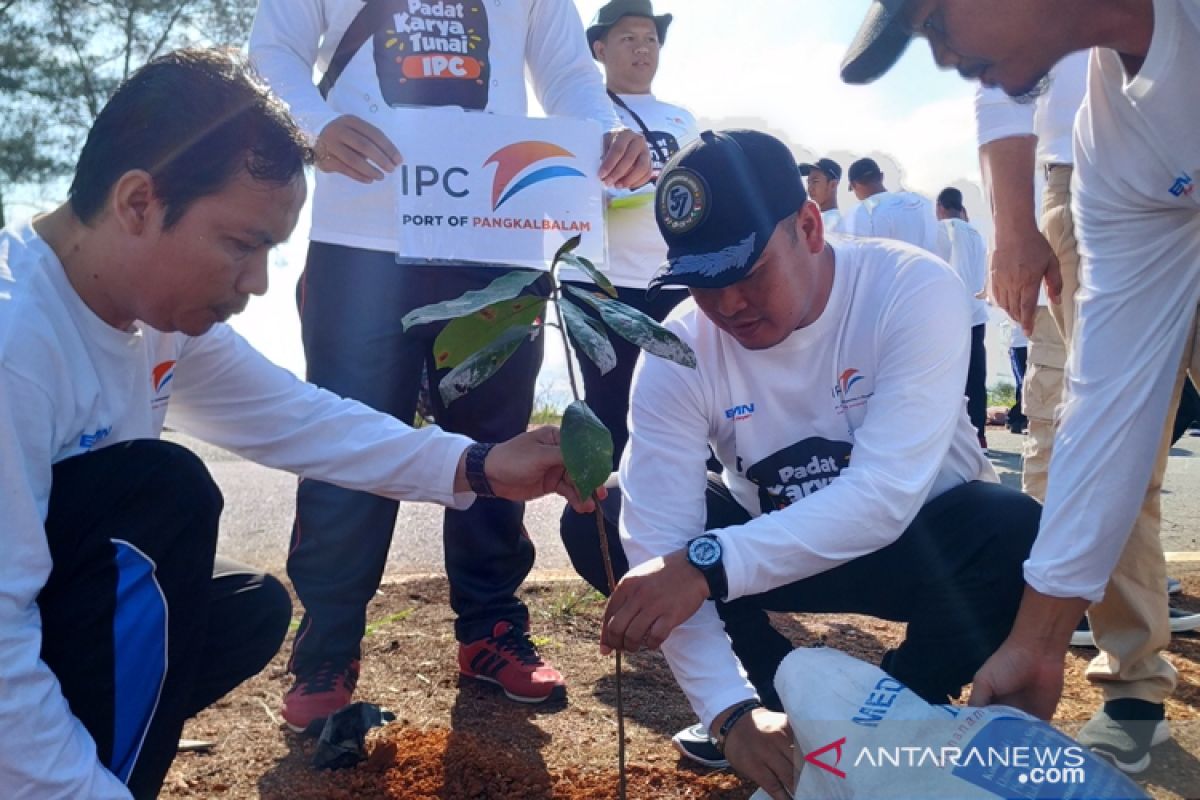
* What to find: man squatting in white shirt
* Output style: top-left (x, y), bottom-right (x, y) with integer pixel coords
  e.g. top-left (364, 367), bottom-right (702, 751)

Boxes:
top-left (840, 0), bottom-right (1200, 760)
top-left (0, 50), bottom-right (595, 800)
top-left (566, 129), bottom-right (1042, 799)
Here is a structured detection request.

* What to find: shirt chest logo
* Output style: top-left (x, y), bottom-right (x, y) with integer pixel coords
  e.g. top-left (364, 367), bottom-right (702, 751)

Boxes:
top-left (1169, 174), bottom-right (1195, 198)
top-left (152, 360), bottom-right (176, 410)
top-left (833, 368), bottom-right (873, 413)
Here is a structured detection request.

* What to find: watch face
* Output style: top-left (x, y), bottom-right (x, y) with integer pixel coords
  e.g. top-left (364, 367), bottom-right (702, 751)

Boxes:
top-left (688, 536), bottom-right (721, 568)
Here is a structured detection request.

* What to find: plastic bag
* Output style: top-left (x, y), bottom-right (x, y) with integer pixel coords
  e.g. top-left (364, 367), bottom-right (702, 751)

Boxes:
top-left (749, 648), bottom-right (1148, 799)
top-left (312, 702), bottom-right (397, 771)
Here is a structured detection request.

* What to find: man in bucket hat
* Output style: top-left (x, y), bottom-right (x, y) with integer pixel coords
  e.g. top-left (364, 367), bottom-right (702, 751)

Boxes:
top-left (559, 0), bottom-right (697, 465)
top-left (586, 0), bottom-right (673, 51)
top-left (583, 129), bottom-right (1041, 798)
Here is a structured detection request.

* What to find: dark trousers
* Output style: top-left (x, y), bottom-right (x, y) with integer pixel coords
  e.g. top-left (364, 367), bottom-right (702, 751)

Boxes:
top-left (288, 243), bottom-right (549, 670)
top-left (563, 282), bottom-right (688, 468)
top-left (40, 441), bottom-right (290, 799)
top-left (561, 477), bottom-right (1039, 709)
top-left (966, 323), bottom-right (988, 441)
top-left (1172, 376), bottom-right (1200, 445)
top-left (1009, 345), bottom-right (1029, 432)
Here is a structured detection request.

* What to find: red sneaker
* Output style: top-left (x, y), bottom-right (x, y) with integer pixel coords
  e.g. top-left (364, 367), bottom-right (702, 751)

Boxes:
top-left (281, 659), bottom-right (360, 734)
top-left (458, 621), bottom-right (566, 703)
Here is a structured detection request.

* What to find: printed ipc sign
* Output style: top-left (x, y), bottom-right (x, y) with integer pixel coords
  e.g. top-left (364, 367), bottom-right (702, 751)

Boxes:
top-left (383, 108), bottom-right (605, 268)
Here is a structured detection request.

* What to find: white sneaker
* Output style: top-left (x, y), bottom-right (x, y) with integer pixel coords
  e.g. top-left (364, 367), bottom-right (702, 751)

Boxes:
top-left (1169, 606), bottom-right (1200, 633)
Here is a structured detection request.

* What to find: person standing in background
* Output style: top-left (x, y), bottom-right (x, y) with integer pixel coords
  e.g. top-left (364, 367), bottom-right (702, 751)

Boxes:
top-left (561, 0), bottom-right (699, 467)
top-left (936, 187), bottom-right (989, 449)
top-left (799, 158), bottom-right (847, 234)
top-left (1007, 321), bottom-right (1029, 435)
top-left (845, 157), bottom-right (940, 253)
top-left (250, 0), bottom-right (651, 733)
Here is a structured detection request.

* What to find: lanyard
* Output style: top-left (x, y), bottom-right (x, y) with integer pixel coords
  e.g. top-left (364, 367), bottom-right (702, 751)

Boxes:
top-left (607, 90), bottom-right (674, 166)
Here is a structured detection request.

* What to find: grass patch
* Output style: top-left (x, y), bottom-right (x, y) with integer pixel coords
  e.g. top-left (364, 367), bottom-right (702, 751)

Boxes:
top-left (537, 587), bottom-right (605, 621)
top-left (988, 381), bottom-right (1016, 408)
top-left (365, 608), bottom-right (415, 637)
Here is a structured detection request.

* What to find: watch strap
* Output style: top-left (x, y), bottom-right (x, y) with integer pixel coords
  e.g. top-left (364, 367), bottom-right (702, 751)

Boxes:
top-left (465, 442), bottom-right (497, 498)
top-left (716, 699), bottom-right (762, 753)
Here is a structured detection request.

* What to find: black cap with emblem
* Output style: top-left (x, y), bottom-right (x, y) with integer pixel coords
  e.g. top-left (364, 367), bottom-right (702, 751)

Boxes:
top-left (649, 129), bottom-right (807, 295)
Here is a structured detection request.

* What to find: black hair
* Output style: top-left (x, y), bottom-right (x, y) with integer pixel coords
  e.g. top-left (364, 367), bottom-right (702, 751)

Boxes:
top-left (69, 48), bottom-right (312, 228)
top-left (847, 157), bottom-right (883, 185)
top-left (937, 187), bottom-right (965, 212)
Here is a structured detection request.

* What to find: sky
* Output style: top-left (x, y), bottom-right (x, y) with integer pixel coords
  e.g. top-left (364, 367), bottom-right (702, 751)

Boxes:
top-left (5, 0), bottom-right (1020, 398)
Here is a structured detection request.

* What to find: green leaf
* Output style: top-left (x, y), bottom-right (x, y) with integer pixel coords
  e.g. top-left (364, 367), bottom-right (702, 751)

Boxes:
top-left (402, 270), bottom-right (543, 330)
top-left (559, 252), bottom-right (618, 298)
top-left (438, 324), bottom-right (538, 405)
top-left (565, 286), bottom-right (698, 369)
top-left (561, 400), bottom-right (613, 500)
top-left (560, 298), bottom-right (618, 376)
top-left (433, 297), bottom-right (547, 369)
top-left (553, 234), bottom-right (584, 263)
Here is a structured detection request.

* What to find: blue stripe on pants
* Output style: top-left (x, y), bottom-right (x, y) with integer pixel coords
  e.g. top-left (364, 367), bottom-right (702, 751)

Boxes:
top-left (110, 539), bottom-right (168, 784)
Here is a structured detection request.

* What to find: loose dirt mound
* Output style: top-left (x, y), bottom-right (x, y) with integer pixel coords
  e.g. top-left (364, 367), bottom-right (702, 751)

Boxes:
top-left (164, 577), bottom-right (1200, 799)
top-left (269, 728), bottom-right (747, 800)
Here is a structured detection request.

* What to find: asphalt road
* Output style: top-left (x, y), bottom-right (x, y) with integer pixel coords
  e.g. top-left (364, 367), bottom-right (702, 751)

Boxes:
top-left (174, 425), bottom-right (1200, 576)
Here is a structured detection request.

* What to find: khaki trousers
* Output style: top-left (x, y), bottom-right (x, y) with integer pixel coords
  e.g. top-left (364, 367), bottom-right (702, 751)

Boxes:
top-left (1022, 165), bottom-right (1180, 704)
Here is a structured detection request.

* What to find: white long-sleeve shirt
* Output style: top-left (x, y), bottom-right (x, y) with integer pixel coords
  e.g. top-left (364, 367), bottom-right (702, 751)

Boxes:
top-left (936, 218), bottom-right (990, 327)
top-left (619, 237), bottom-right (994, 728)
top-left (1031, 0), bottom-right (1200, 601)
top-left (846, 191), bottom-right (941, 254)
top-left (0, 221), bottom-right (476, 797)
top-left (249, 0), bottom-right (622, 254)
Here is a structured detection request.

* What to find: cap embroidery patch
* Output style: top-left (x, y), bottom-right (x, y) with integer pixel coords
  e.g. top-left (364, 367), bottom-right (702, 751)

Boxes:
top-left (658, 168), bottom-right (709, 234)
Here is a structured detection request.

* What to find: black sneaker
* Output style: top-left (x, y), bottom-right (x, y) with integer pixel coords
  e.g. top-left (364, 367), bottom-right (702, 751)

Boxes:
top-left (1078, 699), bottom-right (1170, 774)
top-left (671, 723), bottom-right (729, 769)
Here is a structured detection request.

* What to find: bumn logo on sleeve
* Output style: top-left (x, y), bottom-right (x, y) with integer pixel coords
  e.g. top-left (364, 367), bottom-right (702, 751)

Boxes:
top-left (745, 437), bottom-right (852, 513)
top-left (374, 1), bottom-right (491, 110)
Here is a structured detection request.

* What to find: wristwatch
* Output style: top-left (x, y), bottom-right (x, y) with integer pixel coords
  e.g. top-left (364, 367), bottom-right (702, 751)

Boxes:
top-left (686, 534), bottom-right (728, 601)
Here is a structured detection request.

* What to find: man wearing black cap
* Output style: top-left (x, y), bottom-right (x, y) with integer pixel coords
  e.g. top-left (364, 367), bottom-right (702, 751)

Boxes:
top-left (839, 0), bottom-right (1200, 738)
top-left (590, 129), bottom-right (1040, 798)
top-left (798, 158), bottom-right (847, 234)
top-left (845, 157), bottom-right (940, 253)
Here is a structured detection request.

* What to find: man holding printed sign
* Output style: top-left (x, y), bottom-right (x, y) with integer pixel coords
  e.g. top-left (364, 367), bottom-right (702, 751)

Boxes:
top-left (249, 0), bottom-right (651, 732)
top-left (562, 0), bottom-right (699, 466)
